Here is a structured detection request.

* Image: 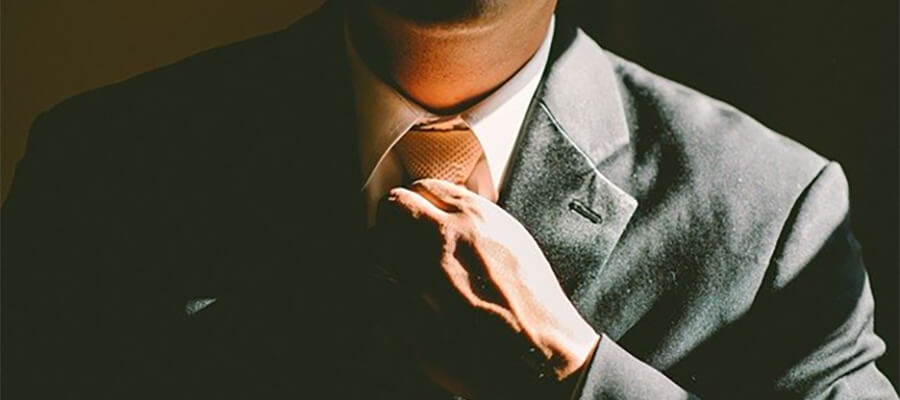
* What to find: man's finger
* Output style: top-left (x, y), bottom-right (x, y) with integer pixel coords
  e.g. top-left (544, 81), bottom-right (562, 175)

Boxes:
top-left (388, 186), bottom-right (447, 223)
top-left (409, 179), bottom-right (475, 212)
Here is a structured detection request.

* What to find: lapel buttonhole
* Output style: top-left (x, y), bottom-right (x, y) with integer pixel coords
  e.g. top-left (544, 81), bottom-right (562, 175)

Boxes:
top-left (569, 199), bottom-right (604, 224)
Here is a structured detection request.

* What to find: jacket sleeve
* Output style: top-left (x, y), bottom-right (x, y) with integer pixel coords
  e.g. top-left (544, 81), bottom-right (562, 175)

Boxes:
top-left (2, 112), bottom-right (86, 397)
top-left (2, 112), bottom-right (106, 398)
top-left (2, 111), bottom-right (184, 398)
top-left (574, 162), bottom-right (897, 400)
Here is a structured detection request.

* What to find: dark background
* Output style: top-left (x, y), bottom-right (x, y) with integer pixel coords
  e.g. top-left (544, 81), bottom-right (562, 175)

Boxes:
top-left (2, 0), bottom-right (897, 389)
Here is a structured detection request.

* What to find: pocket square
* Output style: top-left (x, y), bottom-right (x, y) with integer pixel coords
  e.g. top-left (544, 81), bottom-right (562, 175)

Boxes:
top-left (185, 297), bottom-right (217, 316)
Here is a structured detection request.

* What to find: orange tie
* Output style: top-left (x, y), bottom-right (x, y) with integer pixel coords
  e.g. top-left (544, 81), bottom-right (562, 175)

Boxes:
top-left (394, 117), bottom-right (484, 185)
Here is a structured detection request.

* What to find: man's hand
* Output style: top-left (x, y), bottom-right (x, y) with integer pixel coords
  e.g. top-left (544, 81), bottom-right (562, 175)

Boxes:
top-left (376, 179), bottom-right (599, 398)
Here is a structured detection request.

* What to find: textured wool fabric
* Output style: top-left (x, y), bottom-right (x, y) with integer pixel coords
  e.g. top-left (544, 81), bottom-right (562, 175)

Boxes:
top-left (2, 3), bottom-right (896, 399)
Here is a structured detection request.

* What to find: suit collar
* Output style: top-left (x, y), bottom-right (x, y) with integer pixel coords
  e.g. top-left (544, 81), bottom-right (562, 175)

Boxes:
top-left (499, 21), bottom-right (637, 297)
top-left (540, 23), bottom-right (632, 165)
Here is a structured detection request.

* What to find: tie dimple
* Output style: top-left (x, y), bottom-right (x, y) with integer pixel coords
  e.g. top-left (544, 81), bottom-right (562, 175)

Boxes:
top-left (394, 120), bottom-right (483, 184)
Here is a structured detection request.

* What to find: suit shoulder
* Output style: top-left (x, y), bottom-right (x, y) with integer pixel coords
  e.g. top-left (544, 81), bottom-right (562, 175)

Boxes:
top-left (600, 51), bottom-right (846, 276)
top-left (34, 6), bottom-right (336, 141)
top-left (607, 52), bottom-right (830, 206)
top-left (20, 28), bottom-right (302, 200)
top-left (40, 29), bottom-right (296, 127)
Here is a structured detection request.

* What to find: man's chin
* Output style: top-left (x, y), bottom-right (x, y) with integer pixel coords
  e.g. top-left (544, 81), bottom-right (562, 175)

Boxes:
top-left (351, 0), bottom-right (506, 26)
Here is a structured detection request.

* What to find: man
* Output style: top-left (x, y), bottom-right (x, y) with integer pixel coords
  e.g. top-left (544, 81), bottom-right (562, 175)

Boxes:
top-left (2, 0), bottom-right (896, 398)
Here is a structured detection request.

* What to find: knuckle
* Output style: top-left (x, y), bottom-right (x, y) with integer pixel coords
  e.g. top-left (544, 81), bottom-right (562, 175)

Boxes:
top-left (455, 194), bottom-right (483, 218)
top-left (417, 178), bottom-right (441, 193)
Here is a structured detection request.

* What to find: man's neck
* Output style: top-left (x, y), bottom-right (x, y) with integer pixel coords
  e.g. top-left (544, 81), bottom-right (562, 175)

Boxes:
top-left (346, 3), bottom-right (555, 114)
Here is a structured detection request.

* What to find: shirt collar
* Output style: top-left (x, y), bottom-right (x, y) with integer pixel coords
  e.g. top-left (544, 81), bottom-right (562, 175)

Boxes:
top-left (346, 16), bottom-right (555, 190)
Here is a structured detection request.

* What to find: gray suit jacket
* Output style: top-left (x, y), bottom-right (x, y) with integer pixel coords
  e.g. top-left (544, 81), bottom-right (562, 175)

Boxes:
top-left (2, 3), bottom-right (896, 399)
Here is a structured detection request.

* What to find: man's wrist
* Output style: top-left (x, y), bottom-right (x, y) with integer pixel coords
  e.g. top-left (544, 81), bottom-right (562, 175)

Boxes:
top-left (528, 335), bottom-right (600, 400)
top-left (564, 335), bottom-right (600, 400)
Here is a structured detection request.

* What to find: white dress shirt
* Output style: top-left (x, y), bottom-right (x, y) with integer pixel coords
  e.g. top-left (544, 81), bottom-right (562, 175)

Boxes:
top-left (346, 17), bottom-right (555, 225)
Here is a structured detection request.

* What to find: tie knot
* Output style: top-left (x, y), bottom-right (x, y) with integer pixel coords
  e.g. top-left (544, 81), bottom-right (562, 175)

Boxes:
top-left (394, 118), bottom-right (483, 185)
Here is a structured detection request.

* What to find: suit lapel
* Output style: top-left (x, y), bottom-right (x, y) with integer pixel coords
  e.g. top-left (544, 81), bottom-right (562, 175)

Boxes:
top-left (499, 23), bottom-right (637, 305)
